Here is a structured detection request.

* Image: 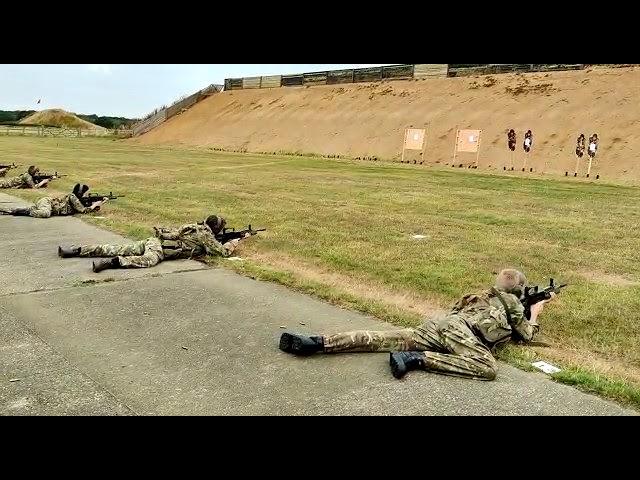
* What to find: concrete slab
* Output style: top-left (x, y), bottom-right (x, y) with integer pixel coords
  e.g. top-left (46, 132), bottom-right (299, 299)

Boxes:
top-left (0, 192), bottom-right (636, 415)
top-left (0, 193), bottom-right (205, 296)
top-left (0, 303), bottom-right (132, 416)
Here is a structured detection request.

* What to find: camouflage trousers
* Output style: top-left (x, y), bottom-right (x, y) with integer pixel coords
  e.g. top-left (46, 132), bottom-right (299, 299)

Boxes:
top-left (28, 197), bottom-right (54, 218)
top-left (324, 314), bottom-right (497, 380)
top-left (79, 237), bottom-right (165, 269)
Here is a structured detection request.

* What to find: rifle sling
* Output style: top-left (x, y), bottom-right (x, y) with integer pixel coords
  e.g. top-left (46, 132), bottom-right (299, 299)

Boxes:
top-left (491, 287), bottom-right (513, 326)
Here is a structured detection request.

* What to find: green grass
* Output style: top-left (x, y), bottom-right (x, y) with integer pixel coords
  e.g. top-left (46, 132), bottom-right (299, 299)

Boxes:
top-left (497, 345), bottom-right (640, 407)
top-left (3, 136), bottom-right (640, 407)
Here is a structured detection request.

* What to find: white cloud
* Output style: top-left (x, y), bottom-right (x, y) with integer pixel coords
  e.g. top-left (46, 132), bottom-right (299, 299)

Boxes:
top-left (87, 64), bottom-right (113, 74)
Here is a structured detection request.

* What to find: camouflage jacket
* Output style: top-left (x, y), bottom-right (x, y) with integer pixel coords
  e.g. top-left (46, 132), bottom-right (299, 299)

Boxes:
top-left (449, 288), bottom-right (539, 347)
top-left (50, 194), bottom-right (91, 216)
top-left (154, 223), bottom-right (237, 259)
top-left (0, 173), bottom-right (35, 189)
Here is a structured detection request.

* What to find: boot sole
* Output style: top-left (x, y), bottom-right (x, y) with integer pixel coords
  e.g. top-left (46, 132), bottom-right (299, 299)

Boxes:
top-left (291, 337), bottom-right (313, 356)
top-left (92, 261), bottom-right (109, 273)
top-left (279, 333), bottom-right (294, 353)
top-left (278, 333), bottom-right (319, 356)
top-left (58, 246), bottom-right (79, 258)
top-left (390, 353), bottom-right (407, 379)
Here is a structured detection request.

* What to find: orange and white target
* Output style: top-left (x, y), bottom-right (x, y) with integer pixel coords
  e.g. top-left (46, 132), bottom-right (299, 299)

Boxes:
top-left (452, 128), bottom-right (483, 168)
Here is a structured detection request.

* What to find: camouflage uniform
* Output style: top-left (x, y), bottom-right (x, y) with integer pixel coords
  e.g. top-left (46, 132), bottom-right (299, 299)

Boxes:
top-left (28, 194), bottom-right (91, 218)
top-left (0, 168), bottom-right (9, 178)
top-left (0, 173), bottom-right (35, 189)
top-left (323, 288), bottom-right (538, 380)
top-left (78, 222), bottom-right (239, 269)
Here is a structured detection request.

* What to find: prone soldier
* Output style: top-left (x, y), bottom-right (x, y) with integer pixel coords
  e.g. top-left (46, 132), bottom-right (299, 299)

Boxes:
top-left (279, 269), bottom-right (555, 381)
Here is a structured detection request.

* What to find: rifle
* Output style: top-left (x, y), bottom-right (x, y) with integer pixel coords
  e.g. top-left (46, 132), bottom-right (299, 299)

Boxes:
top-left (521, 278), bottom-right (567, 320)
top-left (33, 172), bottom-right (66, 183)
top-left (0, 163), bottom-right (19, 170)
top-left (79, 192), bottom-right (124, 208)
top-left (216, 224), bottom-right (266, 244)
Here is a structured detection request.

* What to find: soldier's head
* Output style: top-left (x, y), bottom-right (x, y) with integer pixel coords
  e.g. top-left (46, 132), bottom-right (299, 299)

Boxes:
top-left (72, 184), bottom-right (82, 197)
top-left (495, 269), bottom-right (527, 296)
top-left (81, 185), bottom-right (90, 197)
top-left (27, 165), bottom-right (39, 176)
top-left (205, 215), bottom-right (226, 235)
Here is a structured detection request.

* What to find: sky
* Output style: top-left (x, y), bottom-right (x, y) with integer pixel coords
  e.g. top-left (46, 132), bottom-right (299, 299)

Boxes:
top-left (0, 64), bottom-right (391, 119)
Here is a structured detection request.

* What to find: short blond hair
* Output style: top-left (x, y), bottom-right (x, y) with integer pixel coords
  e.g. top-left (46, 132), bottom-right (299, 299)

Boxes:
top-left (495, 269), bottom-right (527, 293)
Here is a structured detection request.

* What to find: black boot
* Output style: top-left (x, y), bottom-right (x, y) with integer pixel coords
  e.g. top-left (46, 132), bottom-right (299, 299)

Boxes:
top-left (58, 246), bottom-right (81, 258)
top-left (11, 208), bottom-right (31, 216)
top-left (279, 332), bottom-right (324, 356)
top-left (389, 352), bottom-right (425, 379)
top-left (92, 257), bottom-right (120, 273)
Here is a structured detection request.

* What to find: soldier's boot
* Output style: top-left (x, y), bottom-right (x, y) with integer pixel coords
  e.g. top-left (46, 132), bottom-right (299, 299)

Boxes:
top-left (389, 352), bottom-right (425, 379)
top-left (92, 257), bottom-right (120, 273)
top-left (279, 332), bottom-right (324, 356)
top-left (11, 208), bottom-right (31, 216)
top-left (58, 246), bottom-right (81, 258)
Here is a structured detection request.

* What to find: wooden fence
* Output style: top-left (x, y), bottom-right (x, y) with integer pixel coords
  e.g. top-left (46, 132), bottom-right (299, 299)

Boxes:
top-left (1, 125), bottom-right (133, 138)
top-left (224, 64), bottom-right (448, 91)
top-left (223, 63), bottom-right (634, 91)
top-left (131, 83), bottom-right (223, 136)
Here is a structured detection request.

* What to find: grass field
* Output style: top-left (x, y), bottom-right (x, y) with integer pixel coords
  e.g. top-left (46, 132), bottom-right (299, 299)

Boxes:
top-left (4, 136), bottom-right (640, 406)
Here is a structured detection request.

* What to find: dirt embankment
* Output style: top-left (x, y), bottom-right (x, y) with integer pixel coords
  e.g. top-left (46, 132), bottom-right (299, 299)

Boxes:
top-left (134, 67), bottom-right (640, 181)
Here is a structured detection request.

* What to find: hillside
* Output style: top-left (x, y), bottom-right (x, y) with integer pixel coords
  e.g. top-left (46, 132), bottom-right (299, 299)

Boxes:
top-left (134, 66), bottom-right (640, 182)
top-left (20, 109), bottom-right (106, 131)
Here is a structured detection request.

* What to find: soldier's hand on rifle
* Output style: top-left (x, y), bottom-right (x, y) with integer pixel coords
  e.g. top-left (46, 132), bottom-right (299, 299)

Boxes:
top-left (90, 199), bottom-right (108, 211)
top-left (530, 293), bottom-right (556, 318)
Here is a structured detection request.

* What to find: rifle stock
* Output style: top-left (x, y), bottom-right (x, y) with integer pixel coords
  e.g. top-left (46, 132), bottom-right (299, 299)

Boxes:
top-left (80, 192), bottom-right (124, 208)
top-left (33, 172), bottom-right (66, 183)
top-left (216, 224), bottom-right (266, 244)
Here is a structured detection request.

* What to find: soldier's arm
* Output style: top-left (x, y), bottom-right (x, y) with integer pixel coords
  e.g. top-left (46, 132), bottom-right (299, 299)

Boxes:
top-left (153, 226), bottom-right (177, 239)
top-left (199, 230), bottom-right (239, 258)
top-left (68, 194), bottom-right (94, 214)
top-left (505, 294), bottom-right (540, 342)
top-left (23, 174), bottom-right (37, 189)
